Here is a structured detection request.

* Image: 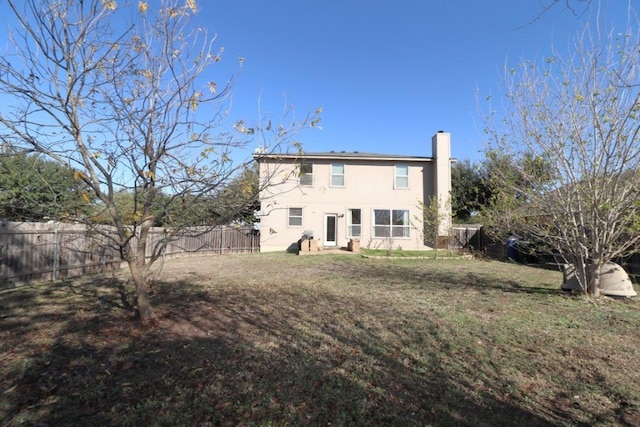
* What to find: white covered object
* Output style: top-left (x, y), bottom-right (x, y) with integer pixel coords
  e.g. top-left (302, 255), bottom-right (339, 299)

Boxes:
top-left (561, 262), bottom-right (637, 297)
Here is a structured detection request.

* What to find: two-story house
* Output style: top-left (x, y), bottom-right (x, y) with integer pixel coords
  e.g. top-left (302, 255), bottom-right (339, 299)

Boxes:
top-left (253, 131), bottom-right (454, 252)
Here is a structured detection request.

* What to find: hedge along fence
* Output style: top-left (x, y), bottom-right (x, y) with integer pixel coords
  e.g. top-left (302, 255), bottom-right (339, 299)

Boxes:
top-left (0, 221), bottom-right (260, 290)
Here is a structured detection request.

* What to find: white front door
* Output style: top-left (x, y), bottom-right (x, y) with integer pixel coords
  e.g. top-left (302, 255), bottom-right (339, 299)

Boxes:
top-left (324, 214), bottom-right (337, 247)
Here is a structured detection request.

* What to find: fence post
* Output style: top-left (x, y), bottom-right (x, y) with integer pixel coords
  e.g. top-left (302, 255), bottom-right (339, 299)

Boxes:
top-left (3, 222), bottom-right (263, 290)
top-left (52, 224), bottom-right (59, 281)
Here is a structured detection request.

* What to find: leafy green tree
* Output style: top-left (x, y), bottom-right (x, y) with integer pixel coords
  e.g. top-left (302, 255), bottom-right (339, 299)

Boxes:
top-left (209, 163), bottom-right (260, 225)
top-left (0, 151), bottom-right (93, 220)
top-left (450, 159), bottom-right (490, 223)
top-left (481, 17), bottom-right (640, 296)
top-left (0, 0), bottom-right (319, 321)
top-left (450, 153), bottom-right (551, 224)
top-left (94, 170), bottom-right (261, 228)
top-left (477, 151), bottom-right (554, 237)
top-left (92, 189), bottom-right (166, 226)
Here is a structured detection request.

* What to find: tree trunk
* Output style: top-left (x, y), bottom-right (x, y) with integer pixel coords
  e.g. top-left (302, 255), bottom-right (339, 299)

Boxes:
top-left (433, 233), bottom-right (438, 260)
top-left (588, 262), bottom-right (601, 297)
top-left (128, 257), bottom-right (153, 322)
top-left (132, 218), bottom-right (154, 322)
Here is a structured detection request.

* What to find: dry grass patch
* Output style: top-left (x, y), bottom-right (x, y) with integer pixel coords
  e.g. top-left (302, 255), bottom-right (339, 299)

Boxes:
top-left (2, 253), bottom-right (640, 426)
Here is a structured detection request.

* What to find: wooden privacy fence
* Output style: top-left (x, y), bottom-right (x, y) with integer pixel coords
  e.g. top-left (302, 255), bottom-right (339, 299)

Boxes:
top-left (0, 221), bottom-right (260, 290)
top-left (0, 222), bottom-right (119, 290)
top-left (448, 225), bottom-right (483, 251)
top-left (156, 225), bottom-right (260, 258)
top-left (453, 225), bottom-right (640, 280)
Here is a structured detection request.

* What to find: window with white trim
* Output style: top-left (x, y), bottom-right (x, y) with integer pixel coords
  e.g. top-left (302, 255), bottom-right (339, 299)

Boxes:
top-left (347, 208), bottom-right (361, 237)
top-left (331, 163), bottom-right (345, 187)
top-left (288, 207), bottom-right (303, 226)
top-left (395, 164), bottom-right (409, 189)
top-left (373, 209), bottom-right (410, 238)
top-left (299, 163), bottom-right (313, 186)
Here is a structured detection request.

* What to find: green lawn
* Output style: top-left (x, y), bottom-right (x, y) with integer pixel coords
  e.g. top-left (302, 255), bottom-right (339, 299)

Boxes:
top-left (2, 253), bottom-right (640, 426)
top-left (360, 248), bottom-right (460, 258)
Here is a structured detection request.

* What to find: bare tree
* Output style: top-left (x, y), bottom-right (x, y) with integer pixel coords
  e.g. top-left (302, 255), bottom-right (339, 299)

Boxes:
top-left (0, 0), bottom-right (319, 321)
top-left (481, 17), bottom-right (640, 295)
top-left (522, 1), bottom-right (636, 28)
top-left (531, 0), bottom-right (592, 20)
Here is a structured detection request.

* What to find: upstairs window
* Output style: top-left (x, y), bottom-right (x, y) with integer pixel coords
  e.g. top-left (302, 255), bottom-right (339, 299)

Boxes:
top-left (395, 164), bottom-right (409, 189)
top-left (299, 163), bottom-right (313, 186)
top-left (331, 163), bottom-right (345, 187)
top-left (373, 209), bottom-right (410, 238)
top-left (347, 208), bottom-right (361, 237)
top-left (288, 207), bottom-right (303, 226)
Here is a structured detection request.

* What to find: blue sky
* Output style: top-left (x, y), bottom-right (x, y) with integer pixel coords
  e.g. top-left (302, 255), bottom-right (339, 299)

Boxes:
top-left (193, 0), bottom-right (634, 162)
top-left (0, 1), bottom-right (634, 164)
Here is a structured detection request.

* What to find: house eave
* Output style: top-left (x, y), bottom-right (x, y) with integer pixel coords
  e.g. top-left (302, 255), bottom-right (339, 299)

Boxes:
top-left (253, 152), bottom-right (441, 163)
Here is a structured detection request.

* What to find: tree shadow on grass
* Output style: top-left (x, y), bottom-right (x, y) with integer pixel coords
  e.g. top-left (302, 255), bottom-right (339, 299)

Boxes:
top-left (313, 258), bottom-right (640, 422)
top-left (0, 273), bottom-right (561, 426)
top-left (64, 274), bottom-right (136, 312)
top-left (2, 258), bottom-right (634, 426)
top-left (322, 258), bottom-right (563, 296)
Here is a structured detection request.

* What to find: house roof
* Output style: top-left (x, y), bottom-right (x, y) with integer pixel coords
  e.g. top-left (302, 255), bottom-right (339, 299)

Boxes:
top-left (253, 151), bottom-right (440, 162)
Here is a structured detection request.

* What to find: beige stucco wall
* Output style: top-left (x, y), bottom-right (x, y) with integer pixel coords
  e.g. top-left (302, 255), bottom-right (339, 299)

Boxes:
top-left (432, 132), bottom-right (453, 234)
top-left (257, 158), bottom-right (436, 252)
top-left (255, 132), bottom-right (453, 252)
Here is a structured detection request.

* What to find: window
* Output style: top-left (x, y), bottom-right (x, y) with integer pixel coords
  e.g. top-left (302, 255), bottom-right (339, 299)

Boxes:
top-left (373, 209), bottom-right (410, 238)
top-left (331, 163), bottom-right (345, 187)
top-left (299, 163), bottom-right (313, 186)
top-left (395, 164), bottom-right (409, 188)
top-left (347, 208), bottom-right (361, 237)
top-left (288, 207), bottom-right (303, 226)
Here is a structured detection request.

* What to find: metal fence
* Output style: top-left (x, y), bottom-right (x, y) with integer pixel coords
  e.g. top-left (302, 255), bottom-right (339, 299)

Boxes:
top-left (0, 221), bottom-right (260, 290)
